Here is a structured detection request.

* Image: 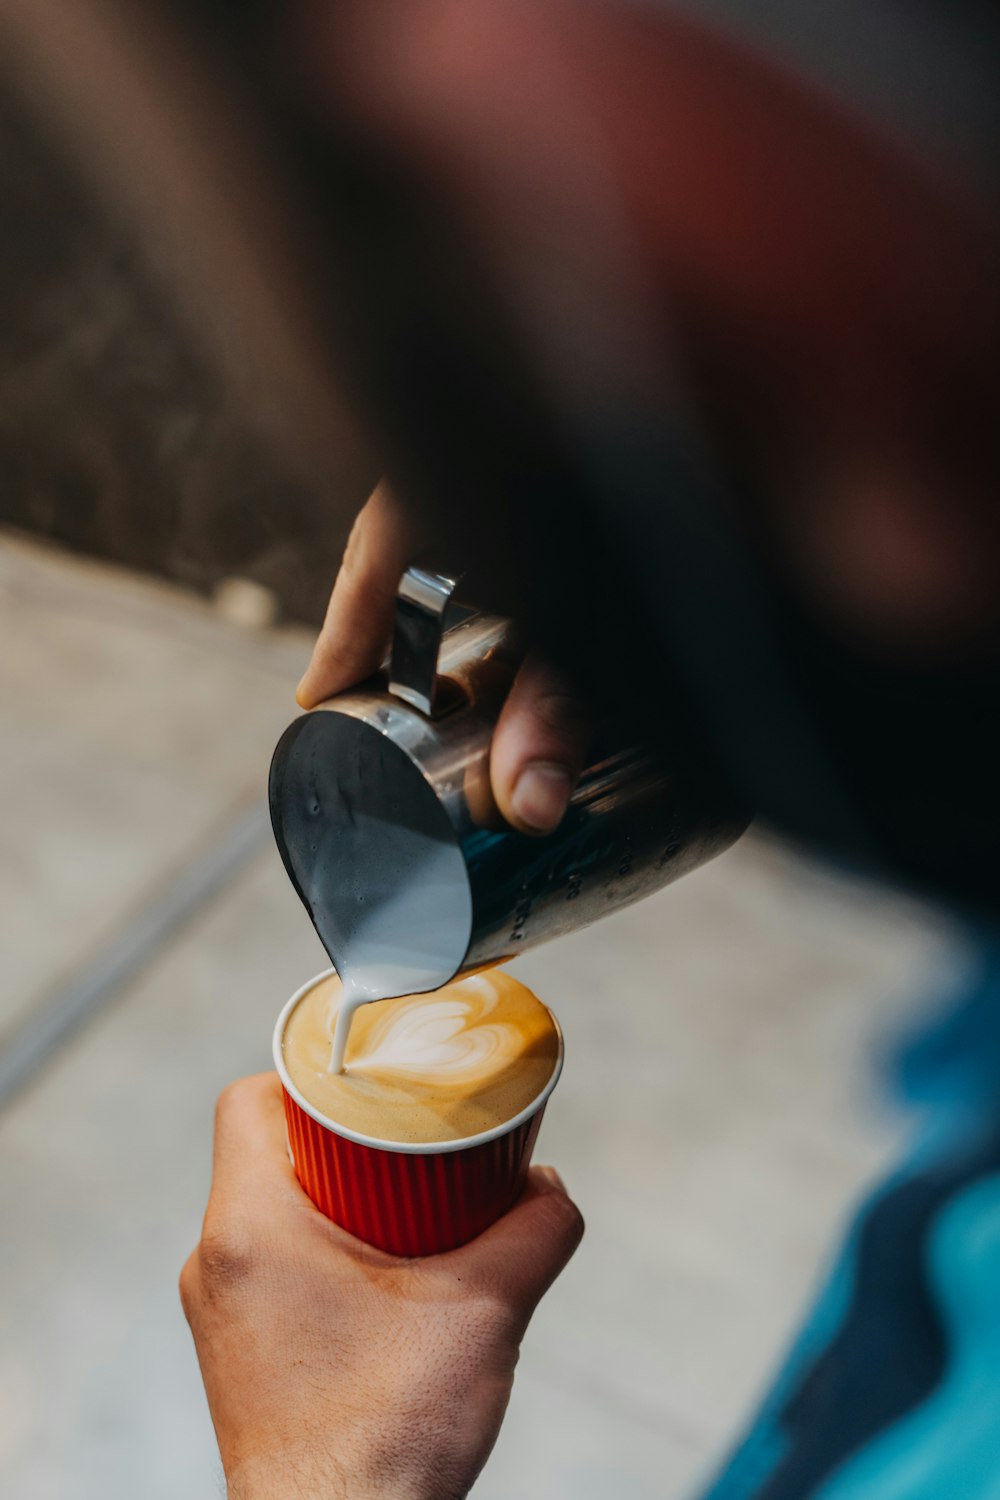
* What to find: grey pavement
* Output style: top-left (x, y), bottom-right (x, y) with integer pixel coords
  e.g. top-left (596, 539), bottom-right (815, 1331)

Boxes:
top-left (0, 533), bottom-right (961, 1498)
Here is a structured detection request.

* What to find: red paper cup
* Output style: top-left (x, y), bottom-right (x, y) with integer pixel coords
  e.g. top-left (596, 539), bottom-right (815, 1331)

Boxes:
top-left (273, 970), bottom-right (564, 1257)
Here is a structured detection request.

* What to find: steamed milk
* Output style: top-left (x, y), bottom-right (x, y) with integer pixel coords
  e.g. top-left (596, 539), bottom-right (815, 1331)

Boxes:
top-left (322, 829), bottom-right (473, 1072)
top-left (283, 969), bottom-right (559, 1144)
top-left (282, 766), bottom-right (474, 1074)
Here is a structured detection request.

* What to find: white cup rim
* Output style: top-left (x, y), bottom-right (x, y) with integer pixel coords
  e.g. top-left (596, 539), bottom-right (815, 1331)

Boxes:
top-left (272, 967), bottom-right (564, 1156)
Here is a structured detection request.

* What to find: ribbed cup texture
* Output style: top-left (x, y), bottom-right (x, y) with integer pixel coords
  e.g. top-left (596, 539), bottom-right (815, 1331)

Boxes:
top-left (282, 1090), bottom-right (545, 1256)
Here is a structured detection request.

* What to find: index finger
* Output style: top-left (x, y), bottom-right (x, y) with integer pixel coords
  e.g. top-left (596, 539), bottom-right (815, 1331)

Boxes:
top-left (209, 1073), bottom-right (302, 1215)
top-left (296, 482), bottom-right (416, 709)
top-left (204, 1074), bottom-right (395, 1263)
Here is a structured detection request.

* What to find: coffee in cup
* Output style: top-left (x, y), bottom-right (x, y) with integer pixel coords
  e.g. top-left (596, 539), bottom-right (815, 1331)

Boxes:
top-left (274, 968), bottom-right (563, 1254)
top-left (282, 969), bottom-right (560, 1145)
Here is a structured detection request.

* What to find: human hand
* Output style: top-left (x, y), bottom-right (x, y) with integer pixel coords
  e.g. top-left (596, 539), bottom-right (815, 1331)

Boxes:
top-left (181, 1074), bottom-right (584, 1500)
top-left (295, 482), bottom-right (589, 835)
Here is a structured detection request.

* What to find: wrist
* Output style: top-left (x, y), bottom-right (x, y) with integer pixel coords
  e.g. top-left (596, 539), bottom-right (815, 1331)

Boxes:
top-left (225, 1447), bottom-right (438, 1500)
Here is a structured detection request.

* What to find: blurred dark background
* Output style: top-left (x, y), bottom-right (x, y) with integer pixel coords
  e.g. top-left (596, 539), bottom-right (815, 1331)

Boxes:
top-left (0, 79), bottom-right (339, 626)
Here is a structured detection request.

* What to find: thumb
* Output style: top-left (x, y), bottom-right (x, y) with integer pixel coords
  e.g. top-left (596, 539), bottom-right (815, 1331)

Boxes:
top-left (451, 1166), bottom-right (584, 1326)
top-left (490, 655), bottom-right (589, 836)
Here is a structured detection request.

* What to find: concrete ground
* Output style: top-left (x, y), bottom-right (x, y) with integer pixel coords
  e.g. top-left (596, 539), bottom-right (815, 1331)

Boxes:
top-left (0, 532), bottom-right (961, 1499)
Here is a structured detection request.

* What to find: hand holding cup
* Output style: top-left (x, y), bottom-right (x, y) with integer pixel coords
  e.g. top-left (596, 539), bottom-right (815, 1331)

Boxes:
top-left (181, 1074), bottom-right (583, 1500)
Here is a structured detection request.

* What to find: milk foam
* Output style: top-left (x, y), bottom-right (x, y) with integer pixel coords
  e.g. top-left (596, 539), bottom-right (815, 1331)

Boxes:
top-left (283, 969), bottom-right (560, 1145)
top-left (346, 981), bottom-right (508, 1081)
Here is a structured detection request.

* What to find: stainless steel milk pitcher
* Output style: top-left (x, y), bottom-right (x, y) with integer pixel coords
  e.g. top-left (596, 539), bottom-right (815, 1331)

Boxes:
top-left (269, 567), bottom-right (749, 998)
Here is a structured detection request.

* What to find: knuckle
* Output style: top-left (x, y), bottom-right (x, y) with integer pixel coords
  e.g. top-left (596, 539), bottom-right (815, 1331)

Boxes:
top-left (335, 555), bottom-right (400, 627)
top-left (339, 491), bottom-right (412, 605)
top-left (553, 1194), bottom-right (586, 1248)
top-left (314, 633), bottom-right (368, 680)
top-left (547, 1182), bottom-right (585, 1228)
top-left (340, 553), bottom-right (399, 608)
top-left (339, 520), bottom-right (394, 601)
top-left (470, 1285), bottom-right (533, 1348)
top-left (214, 1077), bottom-right (252, 1131)
top-left (453, 1279), bottom-right (519, 1335)
top-left (529, 689), bottom-right (585, 741)
top-left (196, 1225), bottom-right (259, 1301)
top-left (528, 1189), bottom-right (586, 1255)
top-left (178, 1253), bottom-right (199, 1318)
top-left (340, 510), bottom-right (369, 579)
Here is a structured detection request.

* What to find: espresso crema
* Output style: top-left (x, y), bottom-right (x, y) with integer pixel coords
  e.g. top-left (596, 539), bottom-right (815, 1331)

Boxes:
top-left (282, 969), bottom-right (560, 1144)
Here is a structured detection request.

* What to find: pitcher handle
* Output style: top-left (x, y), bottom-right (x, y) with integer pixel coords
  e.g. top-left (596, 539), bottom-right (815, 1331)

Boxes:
top-left (388, 566), bottom-right (460, 716)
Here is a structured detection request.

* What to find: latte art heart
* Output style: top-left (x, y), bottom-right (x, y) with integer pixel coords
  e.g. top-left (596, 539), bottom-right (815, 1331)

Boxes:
top-left (347, 996), bottom-right (517, 1081)
top-left (283, 969), bottom-right (560, 1145)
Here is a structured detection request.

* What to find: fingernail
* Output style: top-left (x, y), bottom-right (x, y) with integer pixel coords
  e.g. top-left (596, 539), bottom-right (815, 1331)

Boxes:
top-left (295, 675), bottom-right (314, 709)
top-left (537, 1165), bottom-right (567, 1193)
top-left (510, 763), bottom-right (572, 833)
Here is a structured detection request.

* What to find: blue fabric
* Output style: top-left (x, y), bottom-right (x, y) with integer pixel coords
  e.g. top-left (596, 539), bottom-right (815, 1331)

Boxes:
top-left (701, 939), bottom-right (1000, 1499)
